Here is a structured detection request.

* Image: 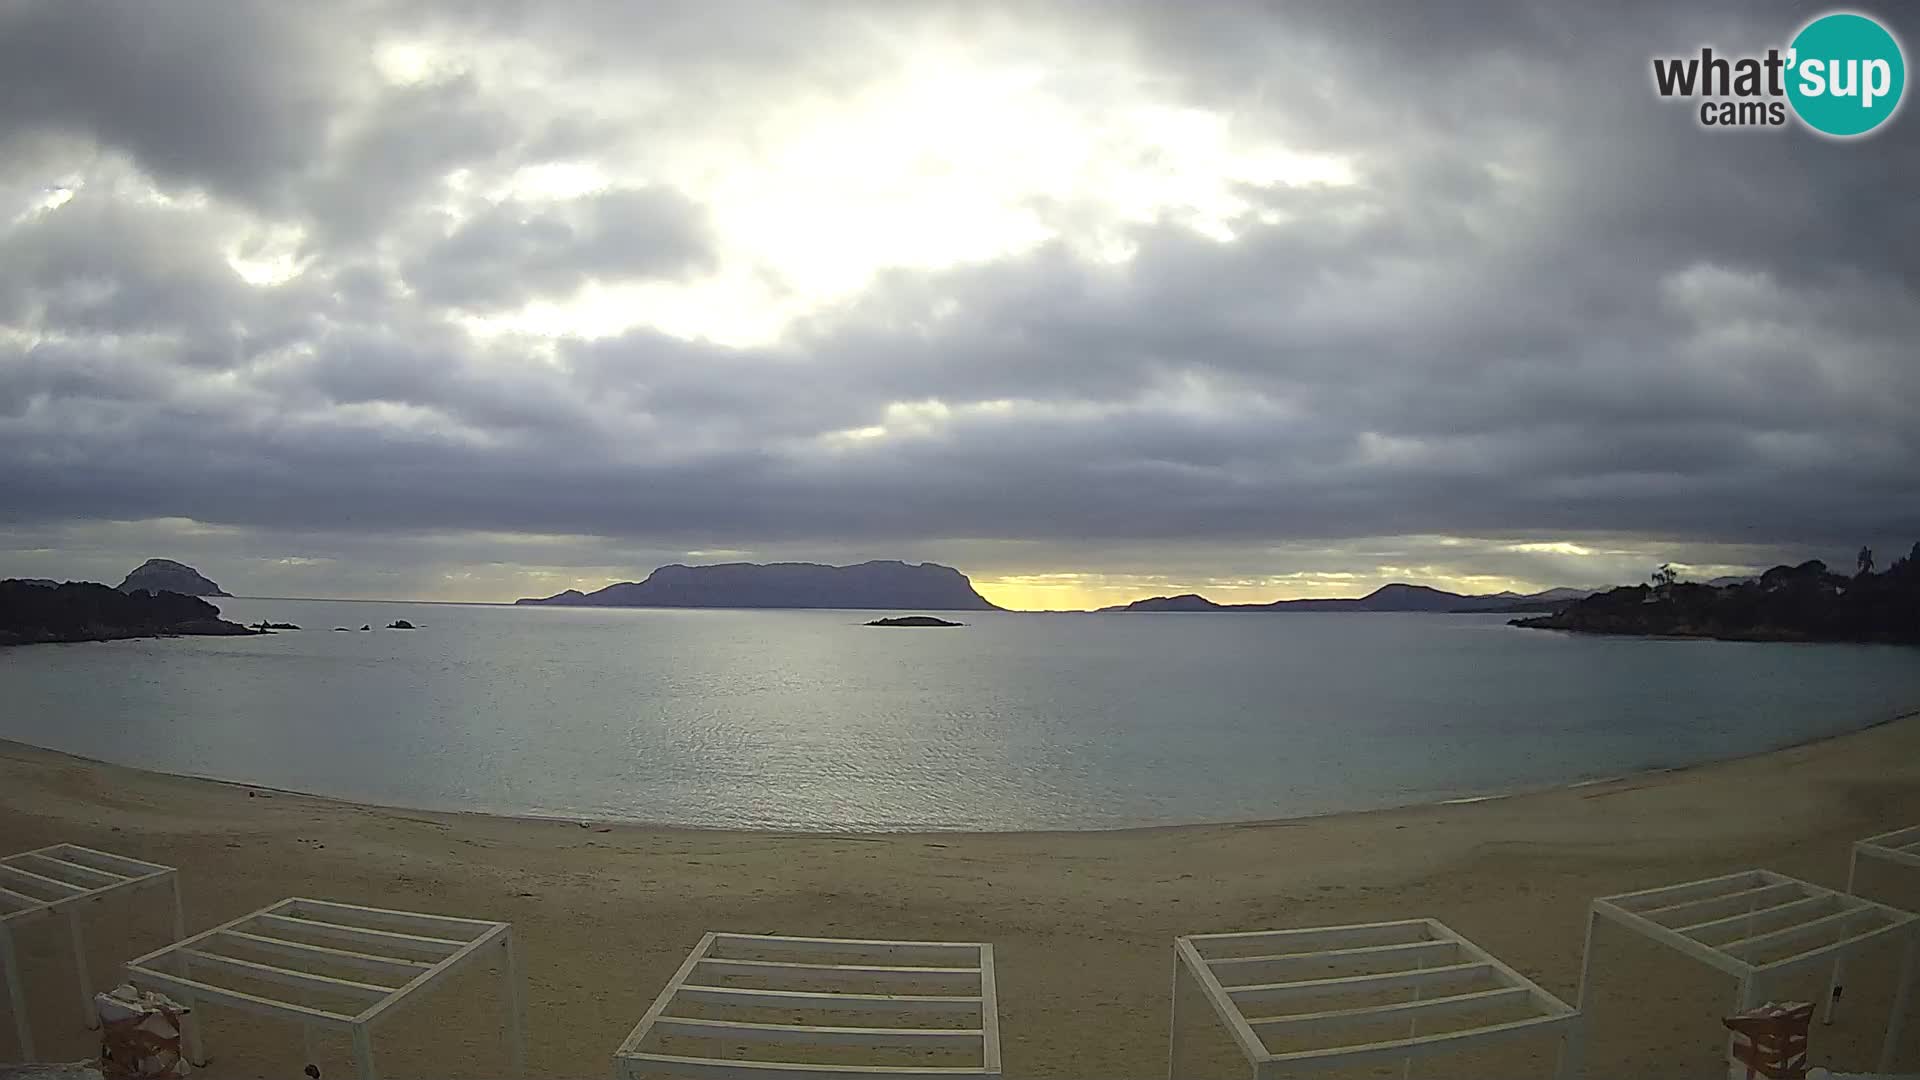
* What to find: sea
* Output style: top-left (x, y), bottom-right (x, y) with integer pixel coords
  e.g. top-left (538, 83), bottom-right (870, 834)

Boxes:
top-left (3, 598), bottom-right (1917, 831)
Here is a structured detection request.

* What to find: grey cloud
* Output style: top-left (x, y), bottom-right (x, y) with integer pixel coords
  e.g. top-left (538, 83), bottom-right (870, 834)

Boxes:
top-left (0, 0), bottom-right (1915, 597)
top-left (298, 72), bottom-right (527, 249)
top-left (405, 187), bottom-right (713, 307)
top-left (0, 1), bottom-right (352, 209)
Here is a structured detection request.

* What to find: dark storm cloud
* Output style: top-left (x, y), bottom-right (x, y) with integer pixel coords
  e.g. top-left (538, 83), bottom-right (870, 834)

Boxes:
top-left (0, 1), bottom-right (352, 208)
top-left (0, 0), bottom-right (1915, 597)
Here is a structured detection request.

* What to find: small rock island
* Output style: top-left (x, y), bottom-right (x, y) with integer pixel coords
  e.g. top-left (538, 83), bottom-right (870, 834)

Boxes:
top-left (117, 558), bottom-right (231, 597)
top-left (865, 615), bottom-right (963, 627)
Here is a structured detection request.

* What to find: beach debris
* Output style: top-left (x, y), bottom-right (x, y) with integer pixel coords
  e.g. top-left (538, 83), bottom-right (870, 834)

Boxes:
top-left (1724, 1001), bottom-right (1812, 1080)
top-left (96, 983), bottom-right (192, 1079)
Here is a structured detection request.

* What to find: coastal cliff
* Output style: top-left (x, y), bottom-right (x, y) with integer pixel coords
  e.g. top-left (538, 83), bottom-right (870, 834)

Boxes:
top-left (0, 580), bottom-right (256, 646)
top-left (517, 560), bottom-right (1000, 610)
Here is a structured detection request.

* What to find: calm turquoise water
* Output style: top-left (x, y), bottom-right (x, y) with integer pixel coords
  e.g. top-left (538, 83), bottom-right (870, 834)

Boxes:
top-left (2, 599), bottom-right (1917, 831)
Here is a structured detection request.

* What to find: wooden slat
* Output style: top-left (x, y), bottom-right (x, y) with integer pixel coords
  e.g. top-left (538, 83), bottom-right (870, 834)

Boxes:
top-left (1188, 921), bottom-right (1431, 957)
top-left (652, 1016), bottom-right (983, 1049)
top-left (1590, 901), bottom-right (1756, 979)
top-left (615, 1054), bottom-right (985, 1079)
top-left (1864, 845), bottom-right (1920, 870)
top-left (1209, 940), bottom-right (1458, 984)
top-left (252, 913), bottom-right (464, 957)
top-left (1177, 937), bottom-right (1267, 1067)
top-left (1679, 895), bottom-right (1833, 940)
top-left (352, 923), bottom-right (507, 1024)
top-left (285, 898), bottom-right (499, 939)
top-left (978, 943), bottom-right (999, 1076)
top-left (0, 884), bottom-right (46, 911)
top-left (50, 845), bottom-right (171, 878)
top-left (1723, 909), bottom-right (1870, 958)
top-left (217, 930), bottom-right (432, 978)
top-left (711, 934), bottom-right (981, 965)
top-left (1758, 917), bottom-right (1918, 974)
top-left (695, 957), bottom-right (980, 989)
top-left (1225, 962), bottom-right (1491, 1006)
top-left (1440, 923), bottom-right (1577, 1020)
top-left (674, 985), bottom-right (983, 1014)
top-left (1265, 1012), bottom-right (1574, 1068)
top-left (1605, 870), bottom-right (1768, 912)
top-left (0, 863), bottom-right (85, 899)
top-left (179, 949), bottom-right (396, 1001)
top-left (124, 966), bottom-right (354, 1024)
top-left (18, 852), bottom-right (123, 887)
top-left (619, 932), bottom-right (716, 1056)
top-left (1248, 986), bottom-right (1530, 1030)
top-left (1861, 825), bottom-right (1920, 849)
top-left (1641, 882), bottom-right (1803, 924)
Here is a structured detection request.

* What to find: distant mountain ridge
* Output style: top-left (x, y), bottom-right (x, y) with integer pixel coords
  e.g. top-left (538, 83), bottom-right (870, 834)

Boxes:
top-left (516, 560), bottom-right (1000, 610)
top-left (1100, 583), bottom-right (1593, 614)
top-left (118, 558), bottom-right (230, 597)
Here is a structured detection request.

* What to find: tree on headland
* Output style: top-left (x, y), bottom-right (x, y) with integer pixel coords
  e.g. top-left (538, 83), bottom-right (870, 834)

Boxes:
top-left (1892, 542), bottom-right (1920, 578)
top-left (1517, 540), bottom-right (1920, 643)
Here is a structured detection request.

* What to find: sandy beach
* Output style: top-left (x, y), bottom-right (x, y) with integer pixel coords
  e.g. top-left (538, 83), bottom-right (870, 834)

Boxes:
top-left (3, 712), bottom-right (1920, 1078)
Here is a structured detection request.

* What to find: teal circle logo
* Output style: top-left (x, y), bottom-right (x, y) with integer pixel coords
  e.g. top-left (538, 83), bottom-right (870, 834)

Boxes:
top-left (1787, 12), bottom-right (1905, 137)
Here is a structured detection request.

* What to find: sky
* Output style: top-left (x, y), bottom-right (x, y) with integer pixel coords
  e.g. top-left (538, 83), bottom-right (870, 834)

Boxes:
top-left (0, 1), bottom-right (1915, 610)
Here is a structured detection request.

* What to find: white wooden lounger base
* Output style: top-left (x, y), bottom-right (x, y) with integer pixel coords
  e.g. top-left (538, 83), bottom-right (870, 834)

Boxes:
top-left (124, 897), bottom-right (525, 1080)
top-left (615, 933), bottom-right (1001, 1079)
top-left (1581, 868), bottom-right (1919, 1075)
top-left (1169, 918), bottom-right (1578, 1079)
top-left (0, 843), bottom-right (180, 1060)
top-left (1828, 825), bottom-right (1920, 1026)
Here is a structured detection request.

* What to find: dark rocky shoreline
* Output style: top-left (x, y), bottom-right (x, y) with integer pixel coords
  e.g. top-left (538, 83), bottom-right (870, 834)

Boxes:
top-left (1512, 545), bottom-right (1920, 645)
top-left (0, 580), bottom-right (257, 647)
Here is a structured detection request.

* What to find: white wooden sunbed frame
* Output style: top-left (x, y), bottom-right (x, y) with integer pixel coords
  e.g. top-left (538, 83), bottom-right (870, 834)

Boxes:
top-left (124, 897), bottom-right (526, 1080)
top-left (1169, 918), bottom-right (1580, 1079)
top-left (1580, 869), bottom-right (1919, 1073)
top-left (0, 843), bottom-right (181, 1060)
top-left (1826, 824), bottom-right (1920, 1026)
top-left (613, 932), bottom-right (1002, 1079)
